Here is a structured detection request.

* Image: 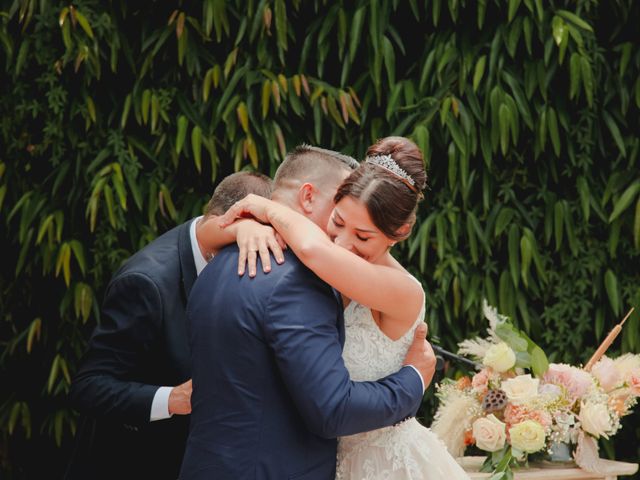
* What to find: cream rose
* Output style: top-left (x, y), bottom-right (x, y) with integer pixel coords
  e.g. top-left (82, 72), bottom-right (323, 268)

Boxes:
top-left (579, 401), bottom-right (614, 438)
top-left (501, 374), bottom-right (540, 405)
top-left (483, 342), bottom-right (516, 373)
top-left (472, 414), bottom-right (506, 452)
top-left (509, 420), bottom-right (546, 453)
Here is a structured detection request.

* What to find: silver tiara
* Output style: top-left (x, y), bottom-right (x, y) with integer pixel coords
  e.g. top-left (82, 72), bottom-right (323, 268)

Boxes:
top-left (365, 154), bottom-right (416, 187)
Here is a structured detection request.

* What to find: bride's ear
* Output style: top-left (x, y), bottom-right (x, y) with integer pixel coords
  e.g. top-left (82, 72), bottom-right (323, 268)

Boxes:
top-left (394, 223), bottom-right (411, 240)
top-left (297, 183), bottom-right (315, 214)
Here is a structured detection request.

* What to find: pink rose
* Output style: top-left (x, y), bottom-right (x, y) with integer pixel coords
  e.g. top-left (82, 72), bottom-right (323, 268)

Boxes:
top-left (592, 357), bottom-right (622, 392)
top-left (629, 374), bottom-right (640, 396)
top-left (543, 364), bottom-right (594, 403)
top-left (472, 369), bottom-right (491, 395)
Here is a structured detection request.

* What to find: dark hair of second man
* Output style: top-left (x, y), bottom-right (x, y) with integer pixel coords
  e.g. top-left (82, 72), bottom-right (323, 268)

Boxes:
top-left (204, 171), bottom-right (273, 217)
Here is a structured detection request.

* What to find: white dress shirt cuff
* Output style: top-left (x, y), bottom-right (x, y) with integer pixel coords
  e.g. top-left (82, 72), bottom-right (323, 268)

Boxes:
top-left (405, 365), bottom-right (426, 393)
top-left (150, 386), bottom-right (173, 421)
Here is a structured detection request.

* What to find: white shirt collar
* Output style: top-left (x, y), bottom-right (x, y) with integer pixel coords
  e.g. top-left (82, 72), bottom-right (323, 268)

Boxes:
top-left (189, 216), bottom-right (209, 276)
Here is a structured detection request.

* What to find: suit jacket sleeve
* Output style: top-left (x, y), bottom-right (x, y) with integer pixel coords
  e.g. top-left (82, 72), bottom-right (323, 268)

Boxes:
top-left (263, 270), bottom-right (423, 439)
top-left (69, 272), bottom-right (163, 425)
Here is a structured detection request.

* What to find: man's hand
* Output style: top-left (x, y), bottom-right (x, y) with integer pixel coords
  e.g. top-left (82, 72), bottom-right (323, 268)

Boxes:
top-left (168, 379), bottom-right (192, 415)
top-left (235, 221), bottom-right (287, 277)
top-left (402, 323), bottom-right (437, 391)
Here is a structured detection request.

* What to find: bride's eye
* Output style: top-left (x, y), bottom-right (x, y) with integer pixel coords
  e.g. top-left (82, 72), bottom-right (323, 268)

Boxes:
top-left (356, 235), bottom-right (369, 242)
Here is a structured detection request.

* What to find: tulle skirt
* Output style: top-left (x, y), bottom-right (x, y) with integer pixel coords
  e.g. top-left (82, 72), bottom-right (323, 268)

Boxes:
top-left (336, 418), bottom-right (471, 480)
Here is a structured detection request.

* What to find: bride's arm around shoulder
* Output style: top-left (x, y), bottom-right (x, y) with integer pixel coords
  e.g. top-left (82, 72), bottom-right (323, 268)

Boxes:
top-left (221, 194), bottom-right (424, 333)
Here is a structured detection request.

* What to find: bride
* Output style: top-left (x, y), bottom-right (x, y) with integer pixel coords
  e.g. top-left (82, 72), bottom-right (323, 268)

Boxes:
top-left (221, 136), bottom-right (470, 479)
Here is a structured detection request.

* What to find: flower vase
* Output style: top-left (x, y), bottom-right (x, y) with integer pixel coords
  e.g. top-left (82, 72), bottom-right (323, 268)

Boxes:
top-left (531, 442), bottom-right (576, 469)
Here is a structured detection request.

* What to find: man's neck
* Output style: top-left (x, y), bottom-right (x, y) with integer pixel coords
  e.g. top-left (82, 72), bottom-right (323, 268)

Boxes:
top-left (271, 189), bottom-right (302, 213)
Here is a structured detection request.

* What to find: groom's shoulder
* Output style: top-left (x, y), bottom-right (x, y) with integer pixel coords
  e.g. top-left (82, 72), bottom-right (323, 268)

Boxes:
top-left (206, 245), bottom-right (325, 290)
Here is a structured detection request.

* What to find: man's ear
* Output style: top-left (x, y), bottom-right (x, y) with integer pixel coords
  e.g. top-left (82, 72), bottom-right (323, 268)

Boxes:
top-left (297, 182), bottom-right (315, 214)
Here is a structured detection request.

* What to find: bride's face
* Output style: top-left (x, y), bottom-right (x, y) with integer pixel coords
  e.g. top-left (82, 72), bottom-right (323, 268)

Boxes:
top-left (326, 196), bottom-right (393, 263)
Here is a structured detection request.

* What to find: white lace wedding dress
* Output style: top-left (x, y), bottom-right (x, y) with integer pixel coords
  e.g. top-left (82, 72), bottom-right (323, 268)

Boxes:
top-left (336, 299), bottom-right (470, 480)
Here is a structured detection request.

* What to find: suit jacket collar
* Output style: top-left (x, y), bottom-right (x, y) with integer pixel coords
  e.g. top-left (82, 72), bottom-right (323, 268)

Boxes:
top-left (178, 220), bottom-right (198, 301)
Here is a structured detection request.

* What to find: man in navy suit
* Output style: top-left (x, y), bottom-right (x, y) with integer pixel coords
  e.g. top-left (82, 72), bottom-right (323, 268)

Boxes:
top-left (181, 146), bottom-right (436, 479)
top-left (66, 172), bottom-right (274, 480)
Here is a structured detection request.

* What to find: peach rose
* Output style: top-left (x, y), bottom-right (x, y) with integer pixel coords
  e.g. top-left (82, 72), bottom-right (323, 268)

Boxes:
top-left (472, 414), bottom-right (506, 452)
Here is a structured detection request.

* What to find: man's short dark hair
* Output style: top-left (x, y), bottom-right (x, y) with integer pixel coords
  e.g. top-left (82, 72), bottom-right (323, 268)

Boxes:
top-left (204, 171), bottom-right (273, 217)
top-left (273, 145), bottom-right (358, 190)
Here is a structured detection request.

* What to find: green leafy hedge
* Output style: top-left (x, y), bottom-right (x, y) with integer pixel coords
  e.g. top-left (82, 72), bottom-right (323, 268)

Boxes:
top-left (1, 0), bottom-right (639, 477)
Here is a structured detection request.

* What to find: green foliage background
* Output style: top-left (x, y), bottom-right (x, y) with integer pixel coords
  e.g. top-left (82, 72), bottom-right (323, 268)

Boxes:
top-left (1, 0), bottom-right (639, 477)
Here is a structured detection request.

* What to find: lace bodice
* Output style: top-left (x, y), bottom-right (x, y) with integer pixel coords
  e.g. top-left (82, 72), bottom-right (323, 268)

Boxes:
top-left (336, 293), bottom-right (471, 479)
top-left (341, 299), bottom-right (425, 382)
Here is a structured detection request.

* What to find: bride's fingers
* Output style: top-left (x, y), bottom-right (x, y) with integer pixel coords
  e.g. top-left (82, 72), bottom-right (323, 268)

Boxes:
top-left (220, 202), bottom-right (246, 227)
top-left (258, 241), bottom-right (271, 273)
top-left (237, 242), bottom-right (248, 276)
top-left (267, 237), bottom-right (284, 264)
top-left (247, 238), bottom-right (259, 277)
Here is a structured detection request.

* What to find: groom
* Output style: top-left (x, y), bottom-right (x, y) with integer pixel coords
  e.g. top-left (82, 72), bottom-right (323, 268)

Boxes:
top-left (181, 145), bottom-right (436, 479)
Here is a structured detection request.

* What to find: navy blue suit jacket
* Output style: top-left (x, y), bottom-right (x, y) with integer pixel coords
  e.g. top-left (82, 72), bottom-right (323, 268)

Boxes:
top-left (180, 246), bottom-right (423, 479)
top-left (67, 221), bottom-right (195, 479)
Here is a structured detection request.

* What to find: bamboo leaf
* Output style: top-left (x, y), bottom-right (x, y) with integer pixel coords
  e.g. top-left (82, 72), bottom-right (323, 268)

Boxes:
top-left (520, 234), bottom-right (532, 288)
top-left (608, 180), bottom-right (640, 223)
top-left (634, 196), bottom-right (640, 250)
top-left (602, 111), bottom-right (627, 158)
top-left (576, 176), bottom-right (590, 221)
top-left (274, 0), bottom-right (287, 58)
top-left (176, 115), bottom-right (188, 154)
top-left (382, 36), bottom-right (395, 86)
top-left (236, 101), bottom-right (249, 133)
top-left (159, 184), bottom-right (177, 220)
top-left (26, 318), bottom-right (42, 353)
top-left (498, 103), bottom-right (510, 155)
top-left (508, 224), bottom-right (520, 288)
top-left (47, 354), bottom-right (61, 393)
top-left (604, 269), bottom-right (620, 316)
top-left (74, 9), bottom-right (94, 39)
top-left (121, 94), bottom-right (132, 129)
top-left (495, 208), bottom-right (516, 237)
top-left (69, 240), bottom-right (86, 275)
top-left (141, 89), bottom-right (151, 125)
top-left (508, 0), bottom-right (521, 22)
top-left (191, 125), bottom-right (202, 172)
top-left (580, 56), bottom-right (593, 107)
top-left (557, 9), bottom-right (593, 32)
top-left (546, 107), bottom-right (561, 156)
top-left (349, 7), bottom-right (365, 63)
top-left (103, 184), bottom-right (116, 229)
top-left (473, 55), bottom-right (486, 92)
top-left (569, 53), bottom-right (581, 99)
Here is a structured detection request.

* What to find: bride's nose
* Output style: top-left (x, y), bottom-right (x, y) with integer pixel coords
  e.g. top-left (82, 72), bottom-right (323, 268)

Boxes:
top-left (333, 234), bottom-right (356, 253)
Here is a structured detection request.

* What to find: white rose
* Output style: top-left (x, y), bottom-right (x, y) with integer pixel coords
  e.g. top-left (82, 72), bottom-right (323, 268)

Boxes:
top-left (509, 420), bottom-right (546, 453)
top-left (472, 414), bottom-right (506, 452)
top-left (501, 374), bottom-right (540, 404)
top-left (579, 401), bottom-right (613, 439)
top-left (483, 343), bottom-right (516, 373)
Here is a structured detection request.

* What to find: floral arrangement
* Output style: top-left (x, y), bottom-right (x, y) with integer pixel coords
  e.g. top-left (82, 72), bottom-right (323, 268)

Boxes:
top-left (432, 300), bottom-right (640, 480)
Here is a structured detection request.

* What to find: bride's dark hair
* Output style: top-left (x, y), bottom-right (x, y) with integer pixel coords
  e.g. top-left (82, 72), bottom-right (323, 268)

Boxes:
top-left (334, 136), bottom-right (427, 241)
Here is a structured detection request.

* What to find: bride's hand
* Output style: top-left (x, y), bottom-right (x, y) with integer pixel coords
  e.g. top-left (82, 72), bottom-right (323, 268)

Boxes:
top-left (220, 194), bottom-right (274, 227)
top-left (235, 220), bottom-right (287, 277)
